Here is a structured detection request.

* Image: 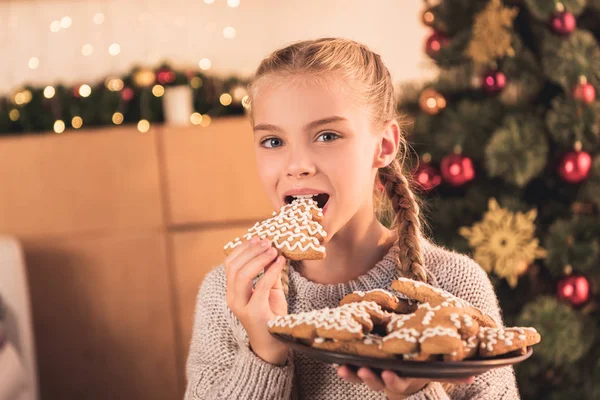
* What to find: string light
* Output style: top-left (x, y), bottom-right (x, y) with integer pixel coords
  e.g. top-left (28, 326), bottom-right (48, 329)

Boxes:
top-left (220, 93), bottom-right (233, 106)
top-left (43, 86), bottom-right (56, 99)
top-left (28, 57), bottom-right (40, 70)
top-left (72, 116), bottom-right (83, 129)
top-left (60, 16), bottom-right (72, 29)
top-left (79, 84), bottom-right (92, 97)
top-left (223, 27), bottom-right (236, 39)
top-left (232, 86), bottom-right (247, 102)
top-left (105, 78), bottom-right (124, 92)
top-left (112, 112), bottom-right (124, 125)
top-left (200, 115), bottom-right (212, 127)
top-left (93, 13), bottom-right (105, 25)
top-left (199, 58), bottom-right (212, 71)
top-left (9, 109), bottom-right (20, 121)
top-left (81, 44), bottom-right (94, 56)
top-left (227, 0), bottom-right (240, 7)
top-left (137, 119), bottom-right (150, 132)
top-left (13, 90), bottom-right (32, 105)
top-left (190, 112), bottom-right (203, 125)
top-left (50, 20), bottom-right (61, 32)
top-left (54, 120), bottom-right (66, 133)
top-left (109, 43), bottom-right (121, 56)
top-left (152, 85), bottom-right (165, 97)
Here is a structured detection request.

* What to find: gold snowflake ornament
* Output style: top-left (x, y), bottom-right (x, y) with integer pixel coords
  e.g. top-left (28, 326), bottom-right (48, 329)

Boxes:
top-left (465, 0), bottom-right (518, 65)
top-left (459, 198), bottom-right (547, 288)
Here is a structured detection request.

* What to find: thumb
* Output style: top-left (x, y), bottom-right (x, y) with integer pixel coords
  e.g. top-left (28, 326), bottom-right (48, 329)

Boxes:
top-left (251, 256), bottom-right (285, 303)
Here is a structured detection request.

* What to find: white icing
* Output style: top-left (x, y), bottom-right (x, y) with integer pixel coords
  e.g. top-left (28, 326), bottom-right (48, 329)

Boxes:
top-left (382, 328), bottom-right (421, 343)
top-left (224, 198), bottom-right (327, 253)
top-left (419, 326), bottom-right (461, 342)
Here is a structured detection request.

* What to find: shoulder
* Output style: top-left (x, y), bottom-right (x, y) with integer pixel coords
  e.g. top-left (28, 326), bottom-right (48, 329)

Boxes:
top-left (421, 238), bottom-right (503, 324)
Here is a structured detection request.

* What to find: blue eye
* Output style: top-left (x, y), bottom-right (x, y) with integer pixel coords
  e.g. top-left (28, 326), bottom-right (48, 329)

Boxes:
top-left (261, 137), bottom-right (283, 148)
top-left (316, 132), bottom-right (340, 142)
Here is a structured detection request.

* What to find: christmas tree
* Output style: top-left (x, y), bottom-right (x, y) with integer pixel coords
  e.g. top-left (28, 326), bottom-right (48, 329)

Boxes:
top-left (399, 0), bottom-right (600, 398)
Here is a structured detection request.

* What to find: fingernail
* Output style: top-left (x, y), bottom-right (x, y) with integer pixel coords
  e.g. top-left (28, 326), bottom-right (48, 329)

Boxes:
top-left (260, 239), bottom-right (270, 247)
top-left (332, 363), bottom-right (340, 368)
top-left (250, 236), bottom-right (259, 243)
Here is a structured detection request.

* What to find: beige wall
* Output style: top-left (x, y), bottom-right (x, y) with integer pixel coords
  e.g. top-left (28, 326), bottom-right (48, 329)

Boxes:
top-left (0, 117), bottom-right (272, 399)
top-left (1, 0), bottom-right (435, 93)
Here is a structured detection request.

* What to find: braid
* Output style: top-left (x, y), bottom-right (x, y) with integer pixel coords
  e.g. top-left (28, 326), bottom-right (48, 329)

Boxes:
top-left (378, 159), bottom-right (429, 283)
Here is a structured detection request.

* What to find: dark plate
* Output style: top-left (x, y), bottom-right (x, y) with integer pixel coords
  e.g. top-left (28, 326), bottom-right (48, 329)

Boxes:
top-left (271, 333), bottom-right (533, 379)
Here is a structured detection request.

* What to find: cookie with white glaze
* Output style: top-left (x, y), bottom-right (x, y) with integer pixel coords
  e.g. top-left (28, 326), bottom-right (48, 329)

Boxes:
top-left (478, 327), bottom-right (540, 357)
top-left (312, 334), bottom-right (394, 359)
top-left (223, 197), bottom-right (327, 260)
top-left (340, 289), bottom-right (418, 314)
top-left (391, 277), bottom-right (498, 328)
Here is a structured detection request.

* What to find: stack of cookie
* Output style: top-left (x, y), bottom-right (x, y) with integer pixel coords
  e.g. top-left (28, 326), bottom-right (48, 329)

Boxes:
top-left (268, 278), bottom-right (541, 361)
top-left (223, 196), bottom-right (327, 260)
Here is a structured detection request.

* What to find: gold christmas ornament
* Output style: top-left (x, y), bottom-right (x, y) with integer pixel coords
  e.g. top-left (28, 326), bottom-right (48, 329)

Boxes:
top-left (419, 88), bottom-right (447, 115)
top-left (459, 198), bottom-right (547, 288)
top-left (465, 0), bottom-right (518, 65)
top-left (133, 68), bottom-right (156, 88)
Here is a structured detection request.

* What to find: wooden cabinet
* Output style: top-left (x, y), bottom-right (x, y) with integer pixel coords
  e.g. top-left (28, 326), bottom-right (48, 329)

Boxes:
top-left (0, 118), bottom-right (271, 399)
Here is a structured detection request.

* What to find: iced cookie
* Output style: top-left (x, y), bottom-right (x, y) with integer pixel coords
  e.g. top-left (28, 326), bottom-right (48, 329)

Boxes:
top-left (223, 197), bottom-right (327, 260)
top-left (382, 304), bottom-right (479, 360)
top-left (391, 277), bottom-right (498, 328)
top-left (268, 302), bottom-right (379, 341)
top-left (478, 327), bottom-right (541, 358)
top-left (340, 289), bottom-right (418, 314)
top-left (312, 334), bottom-right (394, 359)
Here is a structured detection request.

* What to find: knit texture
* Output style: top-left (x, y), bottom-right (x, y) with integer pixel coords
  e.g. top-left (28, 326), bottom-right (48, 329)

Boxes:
top-left (184, 238), bottom-right (520, 399)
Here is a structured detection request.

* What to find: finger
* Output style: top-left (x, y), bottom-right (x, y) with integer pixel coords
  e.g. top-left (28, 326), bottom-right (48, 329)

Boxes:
top-left (225, 237), bottom-right (259, 298)
top-left (357, 368), bottom-right (385, 392)
top-left (265, 257), bottom-right (285, 291)
top-left (336, 366), bottom-right (363, 384)
top-left (235, 247), bottom-right (278, 302)
top-left (250, 255), bottom-right (285, 303)
top-left (226, 238), bottom-right (270, 305)
top-left (380, 371), bottom-right (411, 393)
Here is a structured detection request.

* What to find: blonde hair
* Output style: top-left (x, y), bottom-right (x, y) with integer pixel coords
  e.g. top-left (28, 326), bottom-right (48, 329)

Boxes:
top-left (249, 38), bottom-right (429, 296)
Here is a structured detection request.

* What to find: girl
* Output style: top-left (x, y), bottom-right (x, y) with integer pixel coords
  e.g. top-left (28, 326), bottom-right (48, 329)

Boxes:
top-left (185, 38), bottom-right (520, 399)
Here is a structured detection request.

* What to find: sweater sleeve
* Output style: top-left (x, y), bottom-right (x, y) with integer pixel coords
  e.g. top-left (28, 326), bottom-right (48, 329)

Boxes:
top-left (184, 266), bottom-right (294, 400)
top-left (435, 251), bottom-right (521, 400)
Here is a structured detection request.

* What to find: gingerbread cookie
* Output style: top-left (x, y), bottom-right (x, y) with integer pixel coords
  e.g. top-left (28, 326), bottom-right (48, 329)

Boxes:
top-left (312, 334), bottom-right (394, 359)
top-left (478, 327), bottom-right (540, 357)
top-left (340, 289), bottom-right (418, 314)
top-left (391, 277), bottom-right (498, 328)
top-left (223, 197), bottom-right (327, 260)
top-left (268, 301), bottom-right (380, 341)
top-left (382, 304), bottom-right (480, 361)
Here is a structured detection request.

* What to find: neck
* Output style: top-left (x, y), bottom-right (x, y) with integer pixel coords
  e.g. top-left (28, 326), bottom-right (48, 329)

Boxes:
top-left (298, 203), bottom-right (396, 285)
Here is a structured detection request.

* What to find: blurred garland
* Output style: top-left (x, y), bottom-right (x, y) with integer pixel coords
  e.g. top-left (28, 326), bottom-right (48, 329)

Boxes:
top-left (0, 63), bottom-right (250, 135)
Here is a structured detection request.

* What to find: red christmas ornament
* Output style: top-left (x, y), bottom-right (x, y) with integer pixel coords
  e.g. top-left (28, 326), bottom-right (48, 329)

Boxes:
top-left (157, 68), bottom-right (176, 85)
top-left (557, 274), bottom-right (590, 307)
top-left (441, 153), bottom-right (475, 186)
top-left (425, 31), bottom-right (449, 58)
top-left (572, 77), bottom-right (596, 105)
top-left (558, 150), bottom-right (592, 183)
top-left (549, 11), bottom-right (576, 35)
top-left (414, 163), bottom-right (442, 191)
top-left (121, 87), bottom-right (134, 102)
top-left (482, 70), bottom-right (507, 93)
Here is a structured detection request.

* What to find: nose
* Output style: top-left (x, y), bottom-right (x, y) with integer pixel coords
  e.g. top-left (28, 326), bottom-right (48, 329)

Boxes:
top-left (286, 147), bottom-right (316, 179)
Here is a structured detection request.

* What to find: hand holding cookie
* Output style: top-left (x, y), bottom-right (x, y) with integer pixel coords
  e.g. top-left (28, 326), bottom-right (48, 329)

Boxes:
top-left (225, 236), bottom-right (289, 365)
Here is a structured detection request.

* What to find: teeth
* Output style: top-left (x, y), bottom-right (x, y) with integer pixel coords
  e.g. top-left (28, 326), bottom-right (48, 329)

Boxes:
top-left (292, 194), bottom-right (318, 198)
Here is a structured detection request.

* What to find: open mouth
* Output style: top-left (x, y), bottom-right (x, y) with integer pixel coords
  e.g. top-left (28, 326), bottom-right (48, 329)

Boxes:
top-left (285, 193), bottom-right (330, 209)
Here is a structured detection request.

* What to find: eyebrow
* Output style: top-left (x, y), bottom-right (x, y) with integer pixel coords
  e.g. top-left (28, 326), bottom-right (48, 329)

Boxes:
top-left (253, 116), bottom-right (348, 133)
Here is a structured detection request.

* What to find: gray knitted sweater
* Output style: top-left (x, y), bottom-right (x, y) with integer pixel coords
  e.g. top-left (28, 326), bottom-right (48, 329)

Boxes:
top-left (184, 238), bottom-right (520, 399)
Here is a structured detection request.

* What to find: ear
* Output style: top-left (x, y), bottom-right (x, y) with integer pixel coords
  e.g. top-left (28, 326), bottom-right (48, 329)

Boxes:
top-left (373, 120), bottom-right (400, 169)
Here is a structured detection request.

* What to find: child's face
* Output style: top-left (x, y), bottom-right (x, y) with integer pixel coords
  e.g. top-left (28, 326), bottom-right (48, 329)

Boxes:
top-left (251, 77), bottom-right (393, 238)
